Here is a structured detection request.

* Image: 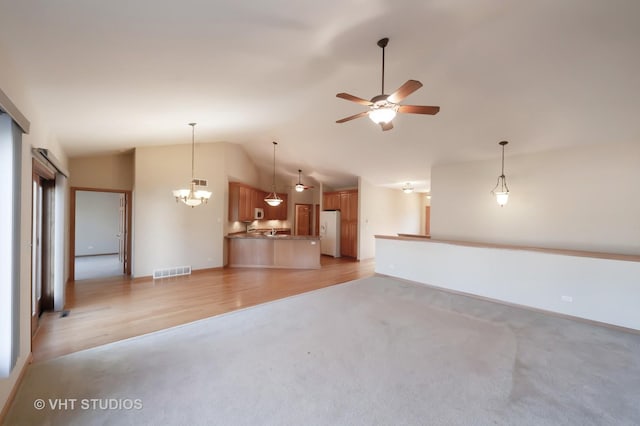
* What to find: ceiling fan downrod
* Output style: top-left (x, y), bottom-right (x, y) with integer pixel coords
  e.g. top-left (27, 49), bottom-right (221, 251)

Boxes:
top-left (378, 37), bottom-right (389, 95)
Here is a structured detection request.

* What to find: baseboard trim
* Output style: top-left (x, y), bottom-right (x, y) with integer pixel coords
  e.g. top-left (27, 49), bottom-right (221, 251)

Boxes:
top-left (0, 352), bottom-right (33, 423)
top-left (375, 273), bottom-right (640, 335)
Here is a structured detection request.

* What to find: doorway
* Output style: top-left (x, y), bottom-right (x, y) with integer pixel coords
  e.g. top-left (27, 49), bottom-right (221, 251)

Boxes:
top-left (295, 203), bottom-right (312, 236)
top-left (70, 188), bottom-right (132, 281)
top-left (31, 159), bottom-right (55, 336)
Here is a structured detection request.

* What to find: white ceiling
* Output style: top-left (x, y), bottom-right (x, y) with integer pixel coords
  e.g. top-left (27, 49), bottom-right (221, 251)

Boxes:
top-left (1, 0), bottom-right (639, 190)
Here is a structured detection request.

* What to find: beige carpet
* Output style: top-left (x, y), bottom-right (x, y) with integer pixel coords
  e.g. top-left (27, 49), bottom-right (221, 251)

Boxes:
top-left (5, 276), bottom-right (640, 425)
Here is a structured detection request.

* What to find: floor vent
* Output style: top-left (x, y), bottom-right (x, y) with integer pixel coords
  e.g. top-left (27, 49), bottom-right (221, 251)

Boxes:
top-left (152, 265), bottom-right (192, 279)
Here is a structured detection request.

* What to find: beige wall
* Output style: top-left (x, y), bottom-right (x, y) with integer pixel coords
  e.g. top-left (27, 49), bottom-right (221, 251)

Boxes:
top-left (134, 142), bottom-right (260, 277)
top-left (358, 178), bottom-right (423, 260)
top-left (431, 142), bottom-right (640, 255)
top-left (0, 45), bottom-right (68, 414)
top-left (69, 152), bottom-right (134, 190)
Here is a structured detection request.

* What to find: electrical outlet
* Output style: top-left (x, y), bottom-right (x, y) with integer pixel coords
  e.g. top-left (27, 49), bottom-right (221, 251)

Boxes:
top-left (561, 295), bottom-right (573, 303)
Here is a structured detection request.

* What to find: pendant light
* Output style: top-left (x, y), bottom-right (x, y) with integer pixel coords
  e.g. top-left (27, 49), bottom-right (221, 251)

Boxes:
top-left (172, 123), bottom-right (212, 208)
top-left (264, 141), bottom-right (283, 207)
top-left (491, 141), bottom-right (510, 207)
top-left (402, 182), bottom-right (414, 193)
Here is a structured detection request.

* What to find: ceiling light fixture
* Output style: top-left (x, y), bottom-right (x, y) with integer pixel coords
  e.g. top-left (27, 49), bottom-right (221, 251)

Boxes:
top-left (491, 141), bottom-right (510, 207)
top-left (264, 141), bottom-right (283, 207)
top-left (402, 182), bottom-right (414, 193)
top-left (295, 169), bottom-right (305, 192)
top-left (369, 39), bottom-right (397, 125)
top-left (172, 123), bottom-right (211, 208)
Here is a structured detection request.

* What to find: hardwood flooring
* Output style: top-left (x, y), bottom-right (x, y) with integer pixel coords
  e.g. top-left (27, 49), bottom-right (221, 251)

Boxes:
top-left (32, 256), bottom-right (374, 363)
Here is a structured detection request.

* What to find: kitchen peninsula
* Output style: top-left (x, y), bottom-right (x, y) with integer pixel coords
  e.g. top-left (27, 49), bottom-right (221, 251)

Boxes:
top-left (226, 233), bottom-right (321, 269)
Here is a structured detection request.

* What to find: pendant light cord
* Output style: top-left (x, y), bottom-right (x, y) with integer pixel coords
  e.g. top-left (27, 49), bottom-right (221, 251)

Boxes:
top-left (272, 141), bottom-right (277, 190)
top-left (500, 143), bottom-right (505, 177)
top-left (190, 123), bottom-right (196, 181)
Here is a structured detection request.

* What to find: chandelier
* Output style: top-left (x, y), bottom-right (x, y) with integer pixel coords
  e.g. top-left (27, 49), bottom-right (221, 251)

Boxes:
top-left (172, 123), bottom-right (211, 207)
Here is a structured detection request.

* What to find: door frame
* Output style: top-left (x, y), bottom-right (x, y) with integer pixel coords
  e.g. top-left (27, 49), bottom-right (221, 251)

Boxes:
top-left (69, 187), bottom-right (132, 281)
top-left (31, 158), bottom-right (55, 336)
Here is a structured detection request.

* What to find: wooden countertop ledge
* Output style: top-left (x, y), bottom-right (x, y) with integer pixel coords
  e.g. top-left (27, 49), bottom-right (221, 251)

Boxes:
top-left (375, 235), bottom-right (640, 263)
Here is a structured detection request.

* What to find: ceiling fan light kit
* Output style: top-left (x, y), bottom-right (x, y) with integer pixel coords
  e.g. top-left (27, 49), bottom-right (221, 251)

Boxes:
top-left (172, 123), bottom-right (212, 207)
top-left (402, 183), bottom-right (414, 194)
top-left (264, 141), bottom-right (283, 207)
top-left (491, 141), bottom-right (510, 207)
top-left (336, 37), bottom-right (440, 131)
top-left (294, 169), bottom-right (313, 192)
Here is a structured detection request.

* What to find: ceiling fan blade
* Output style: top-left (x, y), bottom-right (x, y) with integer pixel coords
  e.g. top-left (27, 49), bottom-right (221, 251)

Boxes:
top-left (398, 105), bottom-right (440, 115)
top-left (336, 111), bottom-right (369, 123)
top-left (336, 93), bottom-right (373, 106)
top-left (380, 121), bottom-right (394, 131)
top-left (387, 80), bottom-right (423, 104)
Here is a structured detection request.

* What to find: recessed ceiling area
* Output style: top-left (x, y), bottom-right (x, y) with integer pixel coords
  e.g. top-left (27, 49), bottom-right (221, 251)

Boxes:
top-left (1, 0), bottom-right (639, 190)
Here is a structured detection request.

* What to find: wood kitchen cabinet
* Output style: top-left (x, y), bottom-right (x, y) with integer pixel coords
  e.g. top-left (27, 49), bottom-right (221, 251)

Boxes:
top-left (323, 189), bottom-right (358, 257)
top-left (230, 182), bottom-right (289, 221)
top-left (323, 192), bottom-right (340, 210)
top-left (229, 182), bottom-right (257, 222)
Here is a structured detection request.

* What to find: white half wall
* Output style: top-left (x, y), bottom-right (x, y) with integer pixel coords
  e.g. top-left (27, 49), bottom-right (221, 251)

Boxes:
top-left (430, 142), bottom-right (640, 255)
top-left (359, 179), bottom-right (423, 260)
top-left (375, 237), bottom-right (640, 331)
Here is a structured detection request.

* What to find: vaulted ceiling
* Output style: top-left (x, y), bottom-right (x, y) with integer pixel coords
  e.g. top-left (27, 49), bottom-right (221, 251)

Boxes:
top-left (1, 0), bottom-right (639, 190)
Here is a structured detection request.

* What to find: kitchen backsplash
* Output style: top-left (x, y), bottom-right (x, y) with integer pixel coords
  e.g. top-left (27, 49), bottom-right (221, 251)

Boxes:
top-left (228, 219), bottom-right (291, 234)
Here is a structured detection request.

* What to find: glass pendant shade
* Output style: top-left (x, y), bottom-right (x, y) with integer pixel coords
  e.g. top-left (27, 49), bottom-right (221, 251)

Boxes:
top-left (495, 190), bottom-right (509, 206)
top-left (264, 192), bottom-right (283, 206)
top-left (295, 183), bottom-right (305, 192)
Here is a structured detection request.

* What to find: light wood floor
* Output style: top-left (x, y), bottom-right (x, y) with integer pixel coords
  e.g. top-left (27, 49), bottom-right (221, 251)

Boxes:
top-left (32, 256), bottom-right (375, 363)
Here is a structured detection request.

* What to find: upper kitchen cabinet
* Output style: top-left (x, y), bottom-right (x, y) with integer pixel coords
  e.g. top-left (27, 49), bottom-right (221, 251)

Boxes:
top-left (323, 192), bottom-right (341, 210)
top-left (229, 182), bottom-right (259, 222)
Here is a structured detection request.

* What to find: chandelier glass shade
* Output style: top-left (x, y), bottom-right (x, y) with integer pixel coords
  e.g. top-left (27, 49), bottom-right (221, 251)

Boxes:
top-left (491, 141), bottom-right (510, 207)
top-left (172, 123), bottom-right (211, 207)
top-left (264, 141), bottom-right (283, 207)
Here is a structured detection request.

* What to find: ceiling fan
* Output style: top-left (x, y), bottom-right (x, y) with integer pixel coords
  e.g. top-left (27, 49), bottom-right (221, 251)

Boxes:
top-left (294, 169), bottom-right (314, 192)
top-left (336, 37), bottom-right (440, 131)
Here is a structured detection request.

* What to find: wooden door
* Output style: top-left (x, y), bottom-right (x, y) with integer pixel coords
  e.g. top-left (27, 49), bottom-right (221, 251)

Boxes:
top-left (295, 204), bottom-right (312, 235)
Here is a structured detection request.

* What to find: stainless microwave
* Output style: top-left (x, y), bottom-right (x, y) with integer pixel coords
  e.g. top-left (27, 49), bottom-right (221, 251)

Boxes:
top-left (254, 208), bottom-right (264, 220)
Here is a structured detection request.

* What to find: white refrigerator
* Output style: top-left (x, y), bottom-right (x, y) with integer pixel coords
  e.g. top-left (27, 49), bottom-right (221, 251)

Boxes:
top-left (320, 210), bottom-right (341, 257)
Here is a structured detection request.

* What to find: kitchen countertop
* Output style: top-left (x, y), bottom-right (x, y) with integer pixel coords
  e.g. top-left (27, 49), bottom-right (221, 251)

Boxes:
top-left (226, 233), bottom-right (320, 240)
